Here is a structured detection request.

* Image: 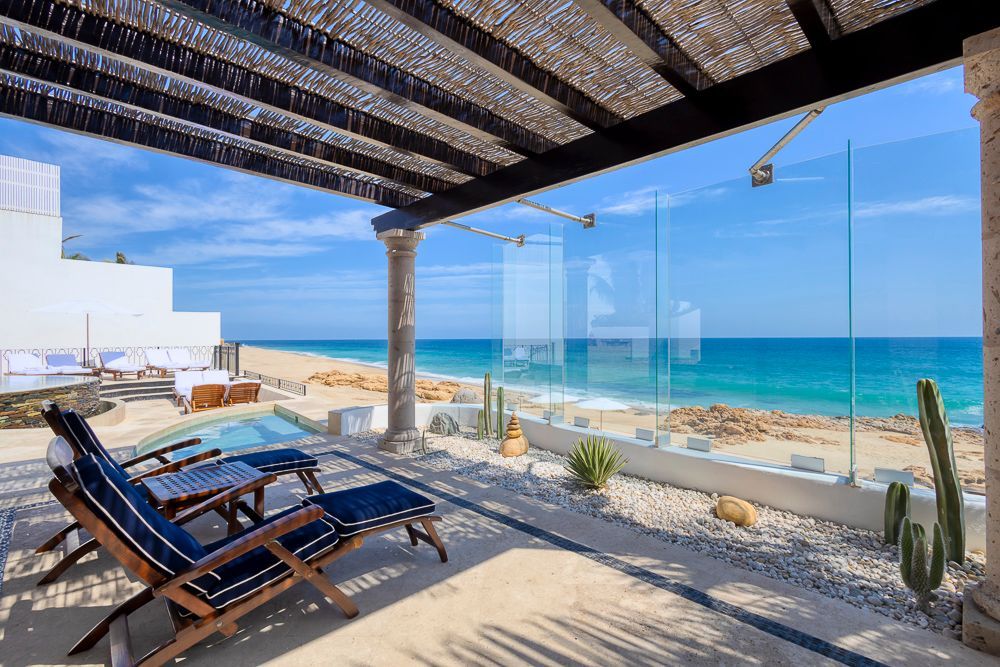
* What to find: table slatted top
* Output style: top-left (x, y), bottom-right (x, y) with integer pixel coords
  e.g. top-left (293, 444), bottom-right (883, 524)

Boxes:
top-left (142, 461), bottom-right (264, 505)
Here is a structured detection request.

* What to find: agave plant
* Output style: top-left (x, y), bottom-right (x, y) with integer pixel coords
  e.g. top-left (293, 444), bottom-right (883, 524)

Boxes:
top-left (565, 435), bottom-right (628, 490)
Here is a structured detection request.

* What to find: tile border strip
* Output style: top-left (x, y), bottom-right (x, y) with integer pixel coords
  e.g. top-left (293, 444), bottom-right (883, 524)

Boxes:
top-left (316, 448), bottom-right (888, 667)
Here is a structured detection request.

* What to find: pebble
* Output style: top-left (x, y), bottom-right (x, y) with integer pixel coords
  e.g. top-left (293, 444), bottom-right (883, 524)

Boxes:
top-left (368, 429), bottom-right (987, 639)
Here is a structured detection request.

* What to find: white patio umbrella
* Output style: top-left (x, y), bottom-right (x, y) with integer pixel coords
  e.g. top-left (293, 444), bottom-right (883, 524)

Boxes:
top-left (32, 300), bottom-right (142, 365)
top-left (528, 392), bottom-right (580, 404)
top-left (576, 397), bottom-right (631, 431)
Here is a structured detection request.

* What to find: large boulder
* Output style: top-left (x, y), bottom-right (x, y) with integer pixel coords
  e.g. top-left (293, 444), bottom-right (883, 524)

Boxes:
top-left (451, 388), bottom-right (478, 403)
top-left (715, 496), bottom-right (758, 527)
top-left (428, 412), bottom-right (459, 436)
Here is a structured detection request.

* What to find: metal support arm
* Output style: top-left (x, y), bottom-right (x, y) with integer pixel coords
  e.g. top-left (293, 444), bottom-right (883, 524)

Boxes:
top-left (441, 221), bottom-right (525, 246)
top-left (749, 108), bottom-right (825, 186)
top-left (516, 198), bottom-right (596, 228)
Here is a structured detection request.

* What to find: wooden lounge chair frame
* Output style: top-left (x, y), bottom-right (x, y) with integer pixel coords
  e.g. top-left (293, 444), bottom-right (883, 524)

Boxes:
top-left (44, 437), bottom-right (363, 667)
top-left (37, 402), bottom-right (224, 585)
top-left (98, 353), bottom-right (146, 380)
top-left (183, 384), bottom-right (226, 414)
top-left (226, 381), bottom-right (261, 405)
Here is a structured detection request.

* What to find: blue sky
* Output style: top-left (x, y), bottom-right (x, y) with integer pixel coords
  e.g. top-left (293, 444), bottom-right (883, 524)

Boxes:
top-left (0, 66), bottom-right (982, 340)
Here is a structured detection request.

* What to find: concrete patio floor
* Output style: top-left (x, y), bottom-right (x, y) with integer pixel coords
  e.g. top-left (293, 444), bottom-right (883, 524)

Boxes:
top-left (0, 431), bottom-right (993, 666)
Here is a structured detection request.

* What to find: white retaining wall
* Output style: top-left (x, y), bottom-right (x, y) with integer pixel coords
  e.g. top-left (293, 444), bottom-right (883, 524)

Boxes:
top-left (328, 403), bottom-right (987, 550)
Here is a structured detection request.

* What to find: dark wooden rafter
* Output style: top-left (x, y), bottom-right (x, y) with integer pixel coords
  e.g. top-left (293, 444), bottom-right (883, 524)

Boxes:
top-left (572, 0), bottom-right (712, 97)
top-left (0, 36), bottom-right (454, 193)
top-left (158, 0), bottom-right (556, 155)
top-left (373, 0), bottom-right (1000, 231)
top-left (362, 0), bottom-right (622, 131)
top-left (0, 74), bottom-right (419, 207)
top-left (787, 0), bottom-right (843, 47)
top-left (0, 0), bottom-right (500, 177)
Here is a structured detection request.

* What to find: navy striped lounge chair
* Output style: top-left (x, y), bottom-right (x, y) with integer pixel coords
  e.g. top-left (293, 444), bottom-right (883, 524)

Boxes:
top-left (37, 402), bottom-right (326, 584)
top-left (43, 436), bottom-right (362, 666)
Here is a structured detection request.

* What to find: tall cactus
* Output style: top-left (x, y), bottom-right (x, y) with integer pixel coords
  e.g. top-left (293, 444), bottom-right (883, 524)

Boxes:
top-left (917, 379), bottom-right (965, 563)
top-left (496, 386), bottom-right (505, 433)
top-left (483, 372), bottom-right (493, 437)
top-left (883, 481), bottom-right (911, 545)
top-left (899, 517), bottom-right (946, 613)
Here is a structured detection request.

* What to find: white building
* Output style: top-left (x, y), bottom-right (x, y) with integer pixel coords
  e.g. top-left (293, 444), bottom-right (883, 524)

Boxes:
top-left (0, 155), bottom-right (220, 370)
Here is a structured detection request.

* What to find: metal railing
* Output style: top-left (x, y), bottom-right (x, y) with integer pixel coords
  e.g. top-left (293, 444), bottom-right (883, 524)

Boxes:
top-left (213, 343), bottom-right (241, 375)
top-left (0, 345), bottom-right (215, 374)
top-left (242, 370), bottom-right (307, 396)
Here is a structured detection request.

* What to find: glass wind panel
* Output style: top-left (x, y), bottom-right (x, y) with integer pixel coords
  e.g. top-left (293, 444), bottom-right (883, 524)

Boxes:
top-left (851, 128), bottom-right (983, 494)
top-left (561, 190), bottom-right (660, 439)
top-left (664, 151), bottom-right (852, 473)
top-left (494, 222), bottom-right (565, 421)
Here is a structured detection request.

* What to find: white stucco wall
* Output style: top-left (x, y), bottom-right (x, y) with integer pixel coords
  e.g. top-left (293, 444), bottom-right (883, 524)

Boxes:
top-left (0, 156), bottom-right (220, 367)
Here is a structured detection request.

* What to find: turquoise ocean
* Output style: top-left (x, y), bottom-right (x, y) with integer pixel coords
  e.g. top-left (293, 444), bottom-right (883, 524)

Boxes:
top-left (242, 338), bottom-right (984, 427)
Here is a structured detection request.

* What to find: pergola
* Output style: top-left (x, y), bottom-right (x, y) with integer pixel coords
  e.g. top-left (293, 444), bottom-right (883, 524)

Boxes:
top-left (2, 0), bottom-right (1000, 651)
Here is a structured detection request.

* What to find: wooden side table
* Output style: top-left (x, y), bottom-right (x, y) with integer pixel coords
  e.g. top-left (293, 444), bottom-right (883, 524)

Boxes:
top-left (142, 461), bottom-right (267, 532)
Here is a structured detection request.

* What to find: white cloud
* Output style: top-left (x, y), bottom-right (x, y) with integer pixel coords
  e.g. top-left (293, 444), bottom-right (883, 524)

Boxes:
top-left (901, 74), bottom-right (962, 97)
top-left (854, 195), bottom-right (978, 219)
top-left (38, 131), bottom-right (148, 176)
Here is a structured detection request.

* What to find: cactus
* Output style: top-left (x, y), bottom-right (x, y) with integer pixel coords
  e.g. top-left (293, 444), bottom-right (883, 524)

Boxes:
top-left (917, 379), bottom-right (965, 563)
top-left (899, 517), bottom-right (946, 613)
top-left (476, 409), bottom-right (484, 440)
top-left (883, 481), bottom-right (911, 545)
top-left (483, 372), bottom-right (493, 438)
top-left (496, 386), bottom-right (505, 433)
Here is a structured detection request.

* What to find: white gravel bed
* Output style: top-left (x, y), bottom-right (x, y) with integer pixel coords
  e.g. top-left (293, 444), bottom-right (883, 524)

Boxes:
top-left (355, 429), bottom-right (984, 639)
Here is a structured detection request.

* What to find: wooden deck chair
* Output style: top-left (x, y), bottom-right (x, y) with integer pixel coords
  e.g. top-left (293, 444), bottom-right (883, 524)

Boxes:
top-left (227, 381), bottom-right (261, 405)
top-left (184, 384), bottom-right (226, 413)
top-left (38, 402), bottom-right (327, 584)
top-left (44, 437), bottom-right (361, 667)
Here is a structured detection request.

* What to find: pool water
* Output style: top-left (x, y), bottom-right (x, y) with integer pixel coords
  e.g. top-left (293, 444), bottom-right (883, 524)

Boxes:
top-left (140, 412), bottom-right (320, 459)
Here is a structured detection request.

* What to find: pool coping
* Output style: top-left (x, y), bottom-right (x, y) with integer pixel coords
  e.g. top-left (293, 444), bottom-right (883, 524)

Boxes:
top-left (134, 402), bottom-right (321, 454)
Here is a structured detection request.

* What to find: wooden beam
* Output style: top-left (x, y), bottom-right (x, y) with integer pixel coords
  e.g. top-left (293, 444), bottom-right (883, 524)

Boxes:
top-left (572, 0), bottom-right (711, 96)
top-left (159, 0), bottom-right (555, 155)
top-left (0, 37), bottom-right (451, 193)
top-left (0, 72), bottom-right (417, 208)
top-left (363, 0), bottom-right (621, 131)
top-left (0, 0), bottom-right (498, 176)
top-left (373, 0), bottom-right (999, 231)
top-left (787, 0), bottom-right (842, 48)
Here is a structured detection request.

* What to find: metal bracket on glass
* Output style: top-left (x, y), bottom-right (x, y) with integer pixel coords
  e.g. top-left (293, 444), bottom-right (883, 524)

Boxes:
top-left (516, 198), bottom-right (596, 228)
top-left (749, 108), bottom-right (824, 188)
top-left (441, 221), bottom-right (525, 247)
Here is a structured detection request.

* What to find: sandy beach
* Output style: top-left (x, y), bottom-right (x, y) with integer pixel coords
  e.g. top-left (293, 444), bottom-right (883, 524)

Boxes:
top-left (241, 345), bottom-right (986, 493)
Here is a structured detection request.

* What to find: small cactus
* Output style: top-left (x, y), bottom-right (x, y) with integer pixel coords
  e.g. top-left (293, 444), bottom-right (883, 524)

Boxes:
top-left (496, 386), bottom-right (505, 433)
top-left (483, 372), bottom-right (493, 438)
top-left (899, 517), bottom-right (945, 613)
top-left (565, 435), bottom-right (628, 490)
top-left (917, 379), bottom-right (965, 563)
top-left (476, 409), bottom-right (484, 440)
top-left (883, 481), bottom-right (910, 545)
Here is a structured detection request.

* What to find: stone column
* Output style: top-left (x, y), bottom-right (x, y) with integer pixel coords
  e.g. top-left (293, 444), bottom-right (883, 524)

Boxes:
top-left (965, 26), bottom-right (1000, 654)
top-left (377, 228), bottom-right (424, 454)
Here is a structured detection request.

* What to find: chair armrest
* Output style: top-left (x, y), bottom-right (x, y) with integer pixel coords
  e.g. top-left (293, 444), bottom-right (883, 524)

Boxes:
top-left (163, 505), bottom-right (324, 588)
top-left (126, 448), bottom-right (223, 483)
top-left (172, 472), bottom-right (277, 526)
top-left (120, 438), bottom-right (203, 467)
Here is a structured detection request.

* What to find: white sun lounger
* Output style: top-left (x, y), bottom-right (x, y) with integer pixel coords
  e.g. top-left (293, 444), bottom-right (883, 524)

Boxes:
top-left (174, 370), bottom-right (233, 410)
top-left (45, 353), bottom-right (93, 375)
top-left (6, 352), bottom-right (60, 375)
top-left (168, 348), bottom-right (210, 371)
top-left (97, 351), bottom-right (146, 380)
top-left (145, 348), bottom-right (189, 376)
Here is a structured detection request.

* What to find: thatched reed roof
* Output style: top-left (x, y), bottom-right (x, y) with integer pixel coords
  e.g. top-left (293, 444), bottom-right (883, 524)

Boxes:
top-left (0, 0), bottom-right (991, 225)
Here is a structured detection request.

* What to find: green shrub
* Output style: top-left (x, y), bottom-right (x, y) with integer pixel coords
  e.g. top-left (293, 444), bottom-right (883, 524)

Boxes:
top-left (565, 435), bottom-right (628, 490)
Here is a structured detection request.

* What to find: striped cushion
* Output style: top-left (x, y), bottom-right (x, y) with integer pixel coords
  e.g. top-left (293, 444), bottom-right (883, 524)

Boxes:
top-left (63, 411), bottom-right (129, 479)
top-left (191, 506), bottom-right (340, 609)
top-left (217, 448), bottom-right (318, 475)
top-left (305, 481), bottom-right (435, 537)
top-left (72, 455), bottom-right (208, 583)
